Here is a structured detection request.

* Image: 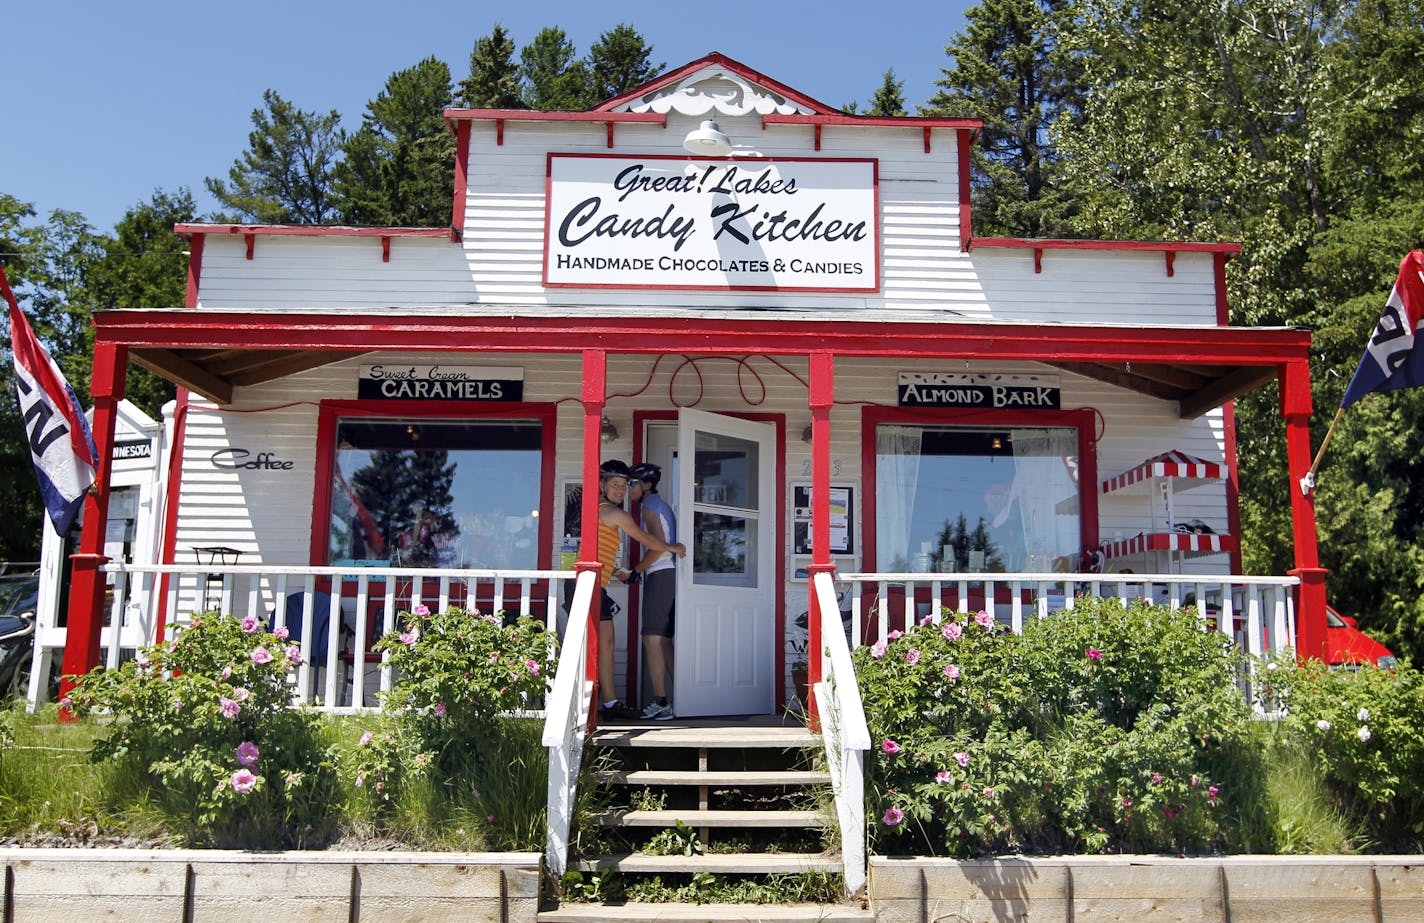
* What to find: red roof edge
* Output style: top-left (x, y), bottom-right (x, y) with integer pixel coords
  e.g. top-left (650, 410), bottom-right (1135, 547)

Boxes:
top-left (173, 224), bottom-right (454, 240)
top-left (969, 237), bottom-right (1242, 256)
top-left (592, 51), bottom-right (843, 115)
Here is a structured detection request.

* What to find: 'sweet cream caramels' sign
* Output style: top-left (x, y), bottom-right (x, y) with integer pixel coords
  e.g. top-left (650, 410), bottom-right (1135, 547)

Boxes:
top-left (544, 154), bottom-right (879, 292)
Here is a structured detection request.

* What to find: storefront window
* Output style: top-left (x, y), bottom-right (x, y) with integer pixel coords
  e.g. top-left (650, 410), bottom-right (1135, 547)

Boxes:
top-left (328, 419), bottom-right (542, 569)
top-left (876, 424), bottom-right (1082, 573)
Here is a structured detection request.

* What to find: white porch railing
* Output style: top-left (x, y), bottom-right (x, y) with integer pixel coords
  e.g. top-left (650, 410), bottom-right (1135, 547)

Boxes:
top-left (840, 572), bottom-right (1298, 655)
top-left (28, 562), bottom-right (576, 713)
top-left (810, 570), bottom-right (871, 897)
top-left (542, 569), bottom-right (598, 877)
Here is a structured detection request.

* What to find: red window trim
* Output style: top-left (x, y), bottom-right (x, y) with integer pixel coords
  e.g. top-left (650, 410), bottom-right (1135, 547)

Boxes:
top-left (308, 399), bottom-right (558, 570)
top-left (859, 405), bottom-right (1100, 573)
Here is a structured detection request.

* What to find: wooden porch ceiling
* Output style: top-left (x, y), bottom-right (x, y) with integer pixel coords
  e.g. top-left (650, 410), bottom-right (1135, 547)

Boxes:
top-left (109, 310), bottom-right (1309, 418)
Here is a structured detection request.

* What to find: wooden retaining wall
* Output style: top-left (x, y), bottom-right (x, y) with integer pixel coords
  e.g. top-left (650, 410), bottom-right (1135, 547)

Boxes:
top-left (1, 849), bottom-right (541, 922)
top-left (869, 855), bottom-right (1424, 922)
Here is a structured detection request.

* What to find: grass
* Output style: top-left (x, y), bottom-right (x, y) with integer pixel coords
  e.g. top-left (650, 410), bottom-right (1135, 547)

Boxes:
top-left (0, 703), bottom-right (550, 852)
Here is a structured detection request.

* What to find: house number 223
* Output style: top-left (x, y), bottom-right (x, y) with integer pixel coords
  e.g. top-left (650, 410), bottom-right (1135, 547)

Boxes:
top-left (801, 458), bottom-right (842, 477)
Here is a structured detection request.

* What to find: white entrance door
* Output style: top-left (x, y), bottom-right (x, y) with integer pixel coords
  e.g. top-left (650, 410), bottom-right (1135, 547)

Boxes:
top-left (673, 408), bottom-right (777, 717)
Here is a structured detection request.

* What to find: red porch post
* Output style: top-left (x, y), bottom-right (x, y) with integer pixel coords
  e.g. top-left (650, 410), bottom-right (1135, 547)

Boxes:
top-left (59, 339), bottom-right (127, 711)
top-left (1280, 358), bottom-right (1328, 661)
top-left (579, 349), bottom-right (607, 727)
top-left (806, 352), bottom-right (836, 727)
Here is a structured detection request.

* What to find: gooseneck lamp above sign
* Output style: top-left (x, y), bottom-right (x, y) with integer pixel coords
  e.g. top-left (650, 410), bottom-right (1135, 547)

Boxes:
top-left (683, 120), bottom-right (732, 157)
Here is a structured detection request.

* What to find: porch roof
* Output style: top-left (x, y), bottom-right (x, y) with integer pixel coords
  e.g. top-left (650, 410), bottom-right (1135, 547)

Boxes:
top-left (93, 307), bottom-right (1310, 419)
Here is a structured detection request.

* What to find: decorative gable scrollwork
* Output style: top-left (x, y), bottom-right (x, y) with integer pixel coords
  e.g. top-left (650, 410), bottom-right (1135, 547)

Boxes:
top-left (617, 67), bottom-right (814, 117)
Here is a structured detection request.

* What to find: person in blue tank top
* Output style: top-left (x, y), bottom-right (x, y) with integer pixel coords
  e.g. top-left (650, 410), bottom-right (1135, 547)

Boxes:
top-left (627, 463), bottom-right (678, 720)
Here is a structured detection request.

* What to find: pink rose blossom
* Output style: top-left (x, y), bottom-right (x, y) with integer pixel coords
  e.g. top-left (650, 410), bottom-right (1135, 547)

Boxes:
top-left (236, 741), bottom-right (260, 767)
top-left (355, 774), bottom-right (365, 788)
top-left (488, 652), bottom-right (500, 662)
top-left (982, 787), bottom-right (995, 800)
top-left (935, 770), bottom-right (952, 784)
top-left (1086, 648), bottom-right (1103, 661)
top-left (881, 738), bottom-right (901, 755)
top-left (359, 731), bottom-right (374, 746)
top-left (524, 659), bottom-right (540, 675)
top-left (1151, 772), bottom-right (1163, 786)
top-left (904, 648), bottom-right (920, 665)
top-left (250, 647), bottom-right (273, 665)
top-left (974, 611), bottom-right (995, 629)
top-left (412, 603), bottom-right (431, 618)
top-left (954, 750), bottom-right (970, 768)
top-left (919, 615), bottom-right (934, 627)
top-left (870, 641), bottom-right (888, 660)
top-left (220, 666), bottom-right (232, 680)
top-left (240, 616), bottom-right (260, 634)
top-left (1122, 795), bottom-right (1133, 808)
top-left (882, 807), bottom-right (904, 826)
top-left (433, 702), bottom-right (447, 718)
top-left (285, 644), bottom-right (302, 664)
top-left (232, 687), bottom-right (250, 702)
top-left (219, 697), bottom-right (241, 719)
top-left (887, 630), bottom-right (903, 640)
top-left (230, 769), bottom-right (257, 793)
top-left (1207, 785), bottom-right (1220, 803)
top-left (273, 626), bottom-right (289, 640)
top-left (399, 632), bottom-right (417, 646)
top-left (942, 622), bottom-right (962, 641)
top-left (943, 664), bottom-right (961, 681)
top-left (59, 696), bottom-right (72, 711)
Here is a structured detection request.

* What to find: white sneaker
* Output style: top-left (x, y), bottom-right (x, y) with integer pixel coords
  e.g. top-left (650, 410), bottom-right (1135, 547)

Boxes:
top-left (641, 700), bottom-right (673, 720)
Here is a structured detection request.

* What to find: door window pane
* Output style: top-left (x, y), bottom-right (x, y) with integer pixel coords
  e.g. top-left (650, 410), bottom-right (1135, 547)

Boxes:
top-left (692, 432), bottom-right (758, 510)
top-left (692, 512), bottom-right (757, 587)
top-left (328, 419), bottom-right (542, 569)
top-left (876, 424), bottom-right (1081, 573)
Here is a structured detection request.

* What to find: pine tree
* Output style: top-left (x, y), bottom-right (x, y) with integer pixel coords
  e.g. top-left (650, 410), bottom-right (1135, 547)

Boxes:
top-left (460, 23), bottom-right (523, 108)
top-left (867, 69), bottom-right (907, 116)
top-left (521, 26), bottom-right (593, 110)
top-left (205, 90), bottom-right (344, 225)
top-left (586, 24), bottom-right (663, 102)
top-left (334, 57), bottom-right (456, 227)
top-left (924, 0), bottom-right (1082, 237)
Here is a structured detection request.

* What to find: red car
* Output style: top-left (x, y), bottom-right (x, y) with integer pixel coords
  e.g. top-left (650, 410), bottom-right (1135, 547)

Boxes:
top-left (1326, 605), bottom-right (1397, 669)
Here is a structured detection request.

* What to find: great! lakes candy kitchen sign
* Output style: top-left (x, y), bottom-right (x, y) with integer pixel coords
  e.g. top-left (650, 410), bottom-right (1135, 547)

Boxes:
top-left (543, 153), bottom-right (879, 293)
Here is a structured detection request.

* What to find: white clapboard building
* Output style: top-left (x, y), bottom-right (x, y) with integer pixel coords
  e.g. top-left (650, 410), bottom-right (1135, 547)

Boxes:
top-left (58, 53), bottom-right (1328, 724)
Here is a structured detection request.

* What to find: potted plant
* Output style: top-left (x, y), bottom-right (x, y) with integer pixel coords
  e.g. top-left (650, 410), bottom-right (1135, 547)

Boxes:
top-left (787, 637), bottom-right (810, 710)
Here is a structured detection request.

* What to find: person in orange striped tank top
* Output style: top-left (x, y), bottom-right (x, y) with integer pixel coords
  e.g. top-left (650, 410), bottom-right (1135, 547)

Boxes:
top-left (583, 459), bottom-right (685, 719)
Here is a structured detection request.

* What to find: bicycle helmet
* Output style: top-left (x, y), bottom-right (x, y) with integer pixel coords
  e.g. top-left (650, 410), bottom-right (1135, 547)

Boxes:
top-left (627, 462), bottom-right (662, 488)
top-left (599, 459), bottom-right (632, 481)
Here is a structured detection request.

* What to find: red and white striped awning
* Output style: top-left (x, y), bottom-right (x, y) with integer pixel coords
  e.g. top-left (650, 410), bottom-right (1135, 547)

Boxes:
top-left (1101, 450), bottom-right (1226, 494)
top-left (1102, 531), bottom-right (1238, 560)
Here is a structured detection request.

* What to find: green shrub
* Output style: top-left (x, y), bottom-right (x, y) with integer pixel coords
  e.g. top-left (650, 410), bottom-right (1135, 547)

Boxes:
top-left (69, 613), bottom-right (338, 848)
top-left (1268, 657), bottom-right (1424, 849)
top-left (338, 604), bottom-right (557, 849)
top-left (856, 598), bottom-right (1268, 856)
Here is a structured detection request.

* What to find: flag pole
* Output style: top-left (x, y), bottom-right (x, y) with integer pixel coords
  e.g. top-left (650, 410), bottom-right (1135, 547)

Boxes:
top-left (1301, 406), bottom-right (1346, 493)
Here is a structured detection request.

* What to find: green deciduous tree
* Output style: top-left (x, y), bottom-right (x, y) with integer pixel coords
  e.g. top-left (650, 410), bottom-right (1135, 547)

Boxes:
top-left (205, 90), bottom-right (344, 225)
top-left (335, 57), bottom-right (456, 227)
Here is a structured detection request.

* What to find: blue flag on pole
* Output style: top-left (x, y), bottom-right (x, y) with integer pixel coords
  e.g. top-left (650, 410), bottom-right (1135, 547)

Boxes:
top-left (1342, 250), bottom-right (1424, 408)
top-left (2, 266), bottom-right (97, 535)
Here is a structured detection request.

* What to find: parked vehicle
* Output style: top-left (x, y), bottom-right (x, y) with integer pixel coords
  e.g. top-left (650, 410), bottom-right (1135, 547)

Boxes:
top-left (0, 567), bottom-right (41, 700)
top-left (1326, 605), bottom-right (1397, 669)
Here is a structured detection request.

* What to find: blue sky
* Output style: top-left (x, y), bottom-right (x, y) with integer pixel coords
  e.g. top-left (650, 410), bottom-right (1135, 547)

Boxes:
top-left (3, 0), bottom-right (975, 233)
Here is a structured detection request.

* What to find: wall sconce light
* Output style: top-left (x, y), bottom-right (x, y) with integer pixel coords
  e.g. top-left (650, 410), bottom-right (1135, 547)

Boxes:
top-left (801, 424), bottom-right (814, 444)
top-left (683, 119), bottom-right (733, 157)
top-left (600, 415), bottom-right (620, 444)
top-left (991, 437), bottom-right (1003, 450)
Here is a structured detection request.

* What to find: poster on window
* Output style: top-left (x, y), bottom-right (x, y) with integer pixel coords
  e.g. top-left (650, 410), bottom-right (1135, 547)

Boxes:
top-left (792, 484), bottom-right (854, 555)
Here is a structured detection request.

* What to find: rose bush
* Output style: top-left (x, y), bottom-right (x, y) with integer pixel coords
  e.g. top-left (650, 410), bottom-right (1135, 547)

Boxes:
top-left (855, 597), bottom-right (1267, 856)
top-left (69, 613), bottom-right (337, 847)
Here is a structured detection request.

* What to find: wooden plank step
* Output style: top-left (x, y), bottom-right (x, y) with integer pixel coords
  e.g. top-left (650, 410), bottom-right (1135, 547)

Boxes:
top-left (593, 769), bottom-right (831, 787)
top-left (591, 810), bottom-right (826, 829)
top-left (538, 902), bottom-right (872, 922)
top-left (592, 726), bottom-right (819, 750)
top-left (573, 851), bottom-right (842, 875)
